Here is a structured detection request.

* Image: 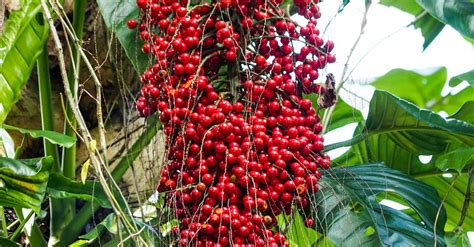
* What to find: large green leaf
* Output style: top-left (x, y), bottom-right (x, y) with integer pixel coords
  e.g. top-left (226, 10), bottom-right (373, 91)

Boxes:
top-left (329, 92), bottom-right (474, 231)
top-left (0, 157), bottom-right (52, 213)
top-left (415, 0), bottom-right (474, 39)
top-left (380, 0), bottom-right (445, 49)
top-left (313, 164), bottom-right (446, 246)
top-left (371, 67), bottom-right (447, 109)
top-left (0, 124), bottom-right (76, 148)
top-left (326, 90), bottom-right (474, 155)
top-left (370, 67), bottom-right (474, 115)
top-left (0, 0), bottom-right (49, 123)
top-left (97, 0), bottom-right (149, 74)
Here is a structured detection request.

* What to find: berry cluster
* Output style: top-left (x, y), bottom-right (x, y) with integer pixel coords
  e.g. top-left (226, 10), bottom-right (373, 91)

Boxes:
top-left (130, 0), bottom-right (335, 245)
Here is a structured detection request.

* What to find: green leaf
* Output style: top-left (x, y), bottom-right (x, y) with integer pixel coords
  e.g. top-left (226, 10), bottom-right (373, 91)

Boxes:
top-left (449, 70), bottom-right (474, 87)
top-left (0, 237), bottom-right (21, 247)
top-left (314, 164), bottom-right (446, 246)
top-left (415, 0), bottom-right (474, 39)
top-left (0, 124), bottom-right (76, 148)
top-left (0, 157), bottom-right (52, 213)
top-left (380, 0), bottom-right (445, 49)
top-left (277, 213), bottom-right (319, 246)
top-left (445, 230), bottom-right (472, 247)
top-left (46, 173), bottom-right (112, 208)
top-left (326, 90), bottom-right (474, 155)
top-left (79, 213), bottom-right (117, 241)
top-left (450, 101), bottom-right (474, 123)
top-left (435, 147), bottom-right (474, 173)
top-left (414, 12), bottom-right (446, 50)
top-left (326, 98), bottom-right (364, 133)
top-left (0, 0), bottom-right (49, 123)
top-left (370, 68), bottom-right (474, 115)
top-left (97, 0), bottom-right (149, 74)
top-left (371, 67), bottom-right (447, 110)
top-left (339, 0), bottom-right (350, 12)
top-left (328, 91), bottom-right (474, 230)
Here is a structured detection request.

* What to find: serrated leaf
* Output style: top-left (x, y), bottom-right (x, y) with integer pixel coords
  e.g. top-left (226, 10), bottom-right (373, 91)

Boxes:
top-left (315, 164), bottom-right (446, 246)
top-left (0, 124), bottom-right (76, 148)
top-left (449, 70), bottom-right (474, 87)
top-left (0, 0), bottom-right (49, 123)
top-left (0, 157), bottom-right (52, 213)
top-left (97, 0), bottom-right (149, 74)
top-left (80, 159), bottom-right (90, 184)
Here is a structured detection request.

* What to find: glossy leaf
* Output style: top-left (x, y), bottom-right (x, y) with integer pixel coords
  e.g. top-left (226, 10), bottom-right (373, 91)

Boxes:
top-left (326, 90), bottom-right (474, 154)
top-left (0, 0), bottom-right (49, 123)
top-left (0, 124), bottom-right (76, 148)
top-left (380, 0), bottom-right (445, 49)
top-left (314, 164), bottom-right (446, 246)
top-left (416, 0), bottom-right (474, 39)
top-left (0, 157), bottom-right (52, 213)
top-left (328, 91), bottom-right (474, 230)
top-left (97, 0), bottom-right (149, 74)
top-left (449, 70), bottom-right (474, 87)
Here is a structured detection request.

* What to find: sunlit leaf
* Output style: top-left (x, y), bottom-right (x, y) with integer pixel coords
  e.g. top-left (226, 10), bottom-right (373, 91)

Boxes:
top-left (0, 0), bottom-right (49, 123)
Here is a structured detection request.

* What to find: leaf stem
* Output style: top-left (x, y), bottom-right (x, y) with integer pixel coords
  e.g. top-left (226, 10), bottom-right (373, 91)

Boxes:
top-left (9, 209), bottom-right (34, 241)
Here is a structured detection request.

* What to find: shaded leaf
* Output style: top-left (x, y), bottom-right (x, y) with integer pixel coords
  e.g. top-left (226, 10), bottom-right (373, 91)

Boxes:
top-left (0, 237), bottom-right (21, 247)
top-left (314, 164), bottom-right (446, 246)
top-left (416, 0), bottom-right (474, 39)
top-left (449, 70), bottom-right (474, 87)
top-left (445, 230), bottom-right (472, 247)
top-left (97, 0), bottom-right (149, 74)
top-left (0, 124), bottom-right (76, 148)
top-left (46, 173), bottom-right (111, 208)
top-left (79, 213), bottom-right (117, 240)
top-left (0, 0), bottom-right (49, 123)
top-left (0, 157), bottom-right (52, 213)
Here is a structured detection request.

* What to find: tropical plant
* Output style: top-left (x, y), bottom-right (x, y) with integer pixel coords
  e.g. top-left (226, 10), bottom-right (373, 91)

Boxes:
top-left (0, 0), bottom-right (472, 246)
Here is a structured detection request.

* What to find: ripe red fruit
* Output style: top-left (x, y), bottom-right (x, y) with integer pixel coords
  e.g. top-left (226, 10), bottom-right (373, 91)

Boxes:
top-left (127, 19), bottom-right (138, 29)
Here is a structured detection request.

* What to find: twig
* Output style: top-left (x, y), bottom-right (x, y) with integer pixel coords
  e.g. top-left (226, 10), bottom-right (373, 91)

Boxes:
top-left (321, 1), bottom-right (372, 132)
top-left (457, 165), bottom-right (473, 228)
